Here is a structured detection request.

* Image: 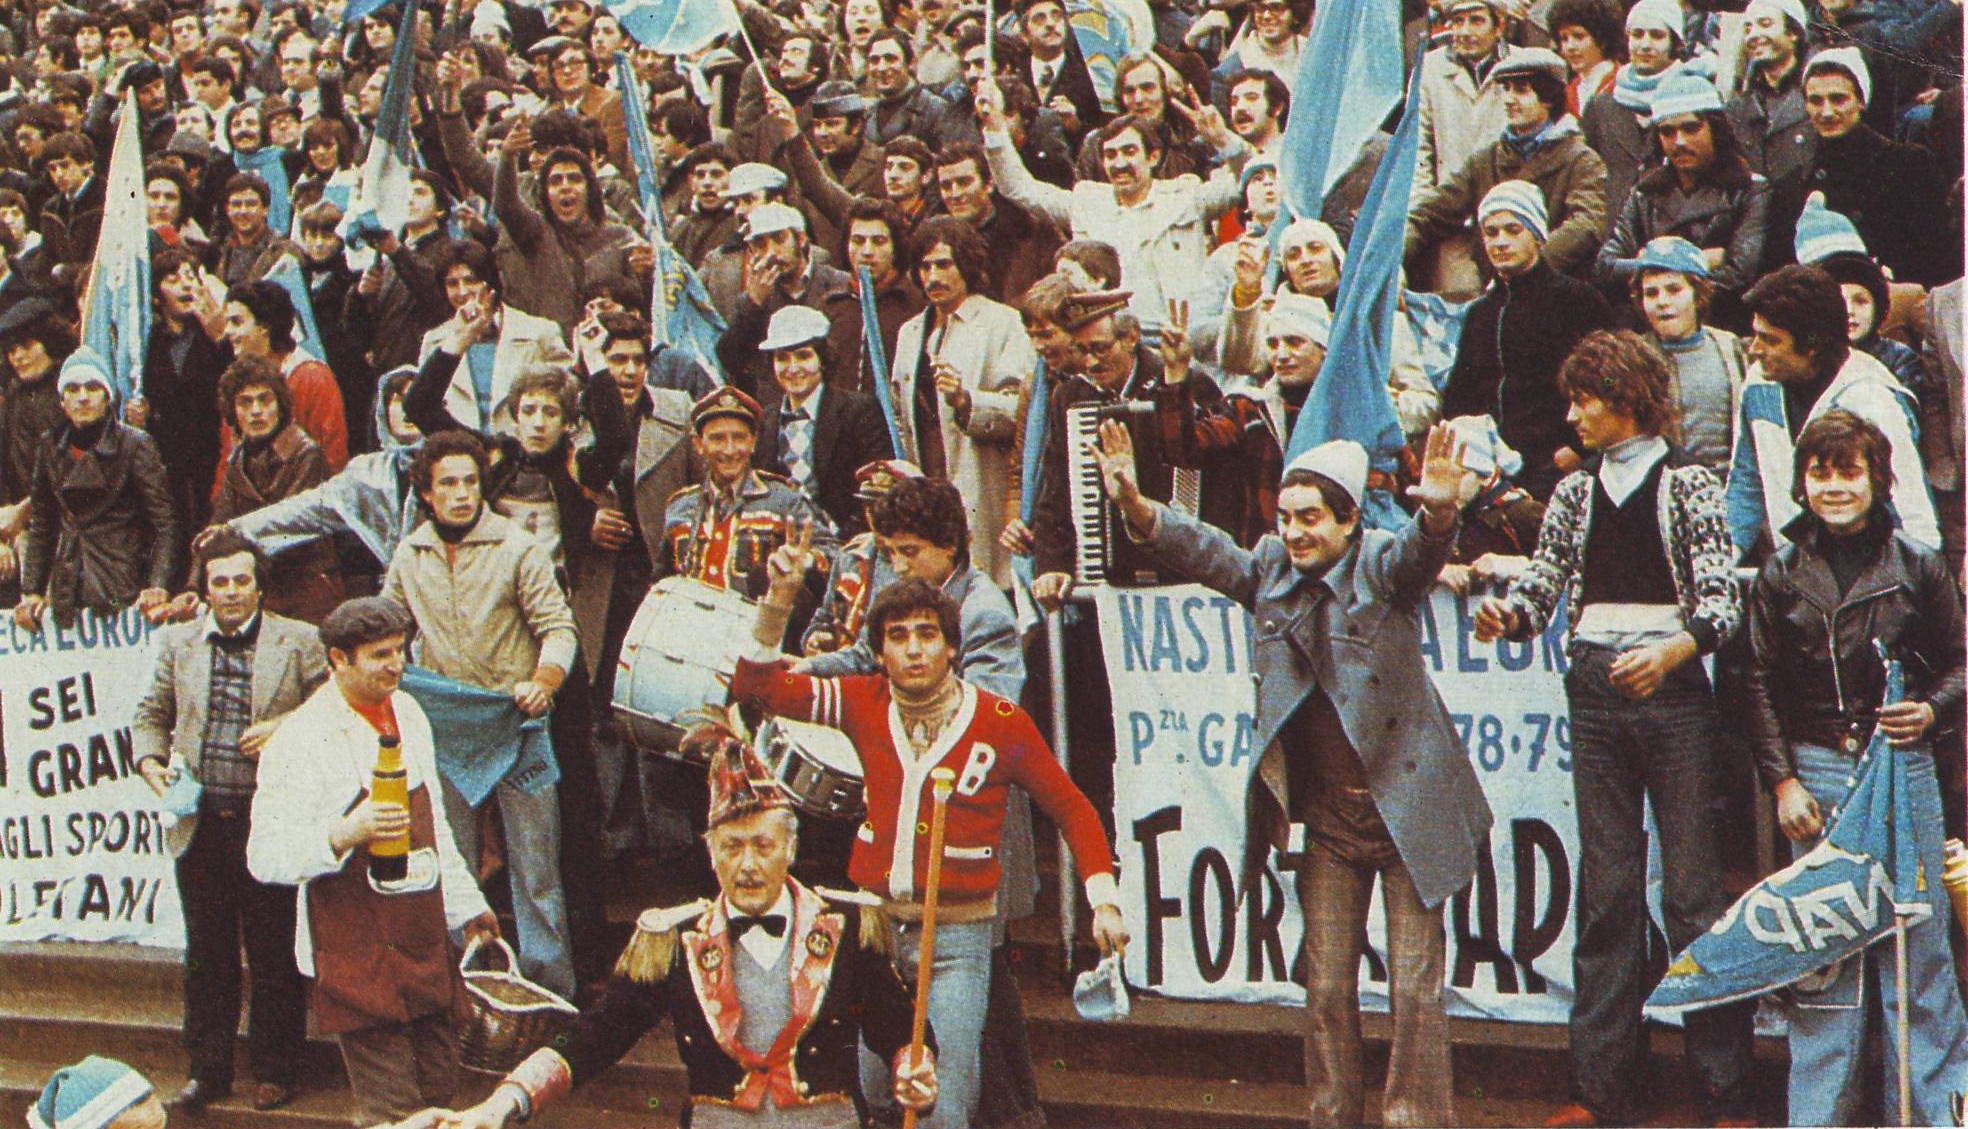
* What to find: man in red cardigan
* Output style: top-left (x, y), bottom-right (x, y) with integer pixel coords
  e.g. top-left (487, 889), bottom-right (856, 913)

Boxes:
top-left (730, 524), bottom-right (1127, 1129)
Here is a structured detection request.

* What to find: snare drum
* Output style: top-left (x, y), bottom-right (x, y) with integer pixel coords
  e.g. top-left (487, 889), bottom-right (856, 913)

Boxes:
top-left (758, 717), bottom-right (865, 820)
top-left (613, 577), bottom-right (758, 757)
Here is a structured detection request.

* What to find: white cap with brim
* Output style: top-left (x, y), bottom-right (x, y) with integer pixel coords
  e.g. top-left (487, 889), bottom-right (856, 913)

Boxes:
top-left (759, 305), bottom-right (832, 352)
top-left (1262, 292), bottom-right (1332, 348)
top-left (722, 163), bottom-right (789, 198)
top-left (56, 347), bottom-right (113, 396)
top-left (1282, 439), bottom-right (1369, 508)
top-left (744, 202), bottom-right (807, 241)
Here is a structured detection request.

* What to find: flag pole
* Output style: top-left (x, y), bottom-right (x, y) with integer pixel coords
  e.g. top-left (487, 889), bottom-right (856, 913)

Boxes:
top-left (721, 0), bottom-right (776, 98)
top-left (1895, 909), bottom-right (1913, 1126)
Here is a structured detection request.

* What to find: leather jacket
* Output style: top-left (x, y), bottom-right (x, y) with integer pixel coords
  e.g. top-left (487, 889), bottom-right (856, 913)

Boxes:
top-left (1743, 512), bottom-right (1966, 787)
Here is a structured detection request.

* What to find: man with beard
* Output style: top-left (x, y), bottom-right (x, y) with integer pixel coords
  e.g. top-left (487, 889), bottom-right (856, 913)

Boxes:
top-left (1598, 72), bottom-right (1770, 312)
top-left (210, 359), bottom-right (342, 623)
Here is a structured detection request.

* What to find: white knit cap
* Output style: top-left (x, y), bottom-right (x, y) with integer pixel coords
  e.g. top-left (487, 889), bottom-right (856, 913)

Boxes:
top-left (1804, 46), bottom-right (1872, 105)
top-left (1282, 440), bottom-right (1368, 507)
top-left (1745, 0), bottom-right (1808, 33)
top-left (1279, 217), bottom-right (1346, 271)
top-left (1625, 0), bottom-right (1682, 35)
top-left (1261, 292), bottom-right (1332, 347)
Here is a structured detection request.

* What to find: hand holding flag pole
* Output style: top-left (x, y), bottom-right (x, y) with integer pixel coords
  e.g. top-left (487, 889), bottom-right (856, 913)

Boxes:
top-left (901, 767), bottom-right (956, 1129)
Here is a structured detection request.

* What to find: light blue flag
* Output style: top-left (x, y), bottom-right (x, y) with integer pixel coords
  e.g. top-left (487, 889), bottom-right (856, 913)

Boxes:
top-left (1276, 0), bottom-right (1404, 223)
top-left (614, 54), bottom-right (726, 382)
top-left (856, 266), bottom-right (901, 454)
top-left (1066, 0), bottom-right (1154, 114)
top-left (340, 1), bottom-right (419, 250)
top-left (1282, 52), bottom-right (1423, 530)
top-left (264, 254), bottom-right (324, 360)
top-left (1648, 648), bottom-right (1930, 1013)
top-left (605, 0), bottom-right (738, 55)
top-left (79, 90), bottom-right (149, 403)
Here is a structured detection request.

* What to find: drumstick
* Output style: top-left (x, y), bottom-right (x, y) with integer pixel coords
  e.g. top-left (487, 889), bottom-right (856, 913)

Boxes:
top-left (902, 767), bottom-right (956, 1129)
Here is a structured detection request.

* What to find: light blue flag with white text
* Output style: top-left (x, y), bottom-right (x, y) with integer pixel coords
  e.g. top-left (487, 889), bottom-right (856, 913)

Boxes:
top-left (79, 90), bottom-right (150, 403)
top-left (1649, 648), bottom-right (1930, 1012)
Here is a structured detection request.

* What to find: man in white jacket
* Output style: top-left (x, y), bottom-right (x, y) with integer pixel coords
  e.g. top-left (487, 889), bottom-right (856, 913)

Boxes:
top-left (247, 596), bottom-right (497, 1128)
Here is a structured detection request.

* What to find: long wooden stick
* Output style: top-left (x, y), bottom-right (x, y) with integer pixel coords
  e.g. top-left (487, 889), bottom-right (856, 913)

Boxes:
top-left (1895, 911), bottom-right (1913, 1126)
top-left (902, 766), bottom-right (957, 1129)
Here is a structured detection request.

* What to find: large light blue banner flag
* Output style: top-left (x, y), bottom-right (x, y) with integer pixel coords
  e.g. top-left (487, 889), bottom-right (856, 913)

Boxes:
top-left (343, 0), bottom-right (393, 27)
top-left (615, 54), bottom-right (726, 382)
top-left (264, 253), bottom-right (324, 361)
top-left (1649, 650), bottom-right (1930, 1012)
top-left (1277, 0), bottom-right (1405, 223)
top-left (1282, 52), bottom-right (1422, 530)
top-left (605, 0), bottom-right (738, 55)
top-left (79, 90), bottom-right (149, 403)
top-left (341, 1), bottom-right (419, 249)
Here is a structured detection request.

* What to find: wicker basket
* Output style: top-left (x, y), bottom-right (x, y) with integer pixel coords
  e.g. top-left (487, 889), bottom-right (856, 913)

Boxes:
top-left (456, 937), bottom-right (579, 1075)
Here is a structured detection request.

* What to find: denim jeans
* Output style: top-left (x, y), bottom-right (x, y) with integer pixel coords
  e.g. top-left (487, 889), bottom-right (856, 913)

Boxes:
top-left (860, 918), bottom-right (994, 1129)
top-left (1565, 642), bottom-right (1755, 1121)
top-left (1786, 742), bottom-right (1968, 1126)
top-left (440, 775), bottom-right (575, 998)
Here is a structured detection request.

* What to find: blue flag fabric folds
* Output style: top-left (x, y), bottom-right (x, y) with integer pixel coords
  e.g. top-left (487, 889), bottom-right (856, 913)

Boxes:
top-left (605, 0), bottom-right (739, 54)
top-left (615, 53), bottom-right (728, 383)
top-left (79, 90), bottom-right (149, 404)
top-left (1648, 650), bottom-right (1930, 1012)
top-left (1282, 49), bottom-right (1424, 533)
top-left (263, 254), bottom-right (324, 360)
top-left (1276, 0), bottom-right (1404, 223)
top-left (340, 1), bottom-right (419, 249)
top-left (400, 665), bottom-right (560, 809)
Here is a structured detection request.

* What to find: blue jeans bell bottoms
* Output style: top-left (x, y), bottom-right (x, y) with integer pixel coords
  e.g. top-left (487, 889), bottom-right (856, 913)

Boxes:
top-left (860, 917), bottom-right (993, 1129)
top-left (1563, 641), bottom-right (1755, 1121)
top-left (1784, 741), bottom-right (1968, 1127)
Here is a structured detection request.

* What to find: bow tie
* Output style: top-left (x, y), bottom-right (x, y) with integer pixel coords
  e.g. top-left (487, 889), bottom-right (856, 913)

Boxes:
top-left (729, 913), bottom-right (788, 939)
top-left (783, 406), bottom-right (809, 421)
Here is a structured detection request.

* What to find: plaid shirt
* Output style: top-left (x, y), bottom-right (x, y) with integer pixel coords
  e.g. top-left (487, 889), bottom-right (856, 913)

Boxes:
top-left (197, 614), bottom-right (260, 812)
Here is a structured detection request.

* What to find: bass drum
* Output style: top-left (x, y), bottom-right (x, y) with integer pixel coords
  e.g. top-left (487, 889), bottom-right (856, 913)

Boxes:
top-left (612, 577), bottom-right (758, 758)
top-left (758, 717), bottom-right (865, 820)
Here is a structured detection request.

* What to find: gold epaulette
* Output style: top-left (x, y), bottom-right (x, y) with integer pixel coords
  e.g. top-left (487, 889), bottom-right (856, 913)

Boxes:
top-left (614, 899), bottom-right (711, 984)
top-left (816, 887), bottom-right (891, 956)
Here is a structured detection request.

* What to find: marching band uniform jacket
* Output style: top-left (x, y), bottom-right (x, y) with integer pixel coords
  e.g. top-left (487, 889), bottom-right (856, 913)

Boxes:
top-left (505, 882), bottom-right (930, 1128)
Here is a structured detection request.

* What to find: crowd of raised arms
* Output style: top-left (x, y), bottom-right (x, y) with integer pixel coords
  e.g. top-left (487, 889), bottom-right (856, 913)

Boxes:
top-left (4, 0), bottom-right (1964, 1126)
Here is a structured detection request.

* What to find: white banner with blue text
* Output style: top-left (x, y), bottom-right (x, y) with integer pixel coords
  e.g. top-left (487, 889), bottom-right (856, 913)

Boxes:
top-left (1097, 583), bottom-right (1586, 1024)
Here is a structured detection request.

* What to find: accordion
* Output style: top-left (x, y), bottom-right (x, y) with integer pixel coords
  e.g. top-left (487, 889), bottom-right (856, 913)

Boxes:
top-left (1064, 402), bottom-right (1201, 587)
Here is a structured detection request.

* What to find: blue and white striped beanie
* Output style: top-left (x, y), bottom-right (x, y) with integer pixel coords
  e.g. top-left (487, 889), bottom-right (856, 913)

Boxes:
top-left (1477, 180), bottom-right (1549, 243)
top-left (1793, 192), bottom-right (1869, 264)
top-left (29, 1057), bottom-right (153, 1129)
top-left (1647, 69), bottom-right (1724, 125)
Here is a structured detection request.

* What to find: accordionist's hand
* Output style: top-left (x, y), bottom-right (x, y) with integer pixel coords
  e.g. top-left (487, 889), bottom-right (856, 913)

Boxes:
top-left (1093, 419), bottom-right (1142, 508)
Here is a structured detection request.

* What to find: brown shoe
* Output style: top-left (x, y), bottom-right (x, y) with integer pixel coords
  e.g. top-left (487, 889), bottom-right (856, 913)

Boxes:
top-left (252, 1082), bottom-right (295, 1111)
top-left (1543, 1104), bottom-right (1600, 1128)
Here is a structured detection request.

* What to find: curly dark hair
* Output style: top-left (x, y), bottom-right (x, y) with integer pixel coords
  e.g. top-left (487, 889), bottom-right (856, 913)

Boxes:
top-left (1744, 264), bottom-right (1852, 383)
top-left (909, 216), bottom-right (992, 298)
top-left (1790, 409), bottom-right (1896, 511)
top-left (216, 355), bottom-right (294, 433)
top-left (865, 578), bottom-right (963, 655)
top-left (1549, 0), bottom-right (1626, 62)
top-left (409, 429), bottom-right (491, 497)
top-left (869, 476), bottom-right (969, 558)
top-left (1556, 329), bottom-right (1674, 436)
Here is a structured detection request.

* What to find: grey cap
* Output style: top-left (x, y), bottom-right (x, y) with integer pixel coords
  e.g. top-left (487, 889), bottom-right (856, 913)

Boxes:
top-left (809, 80), bottom-right (868, 118)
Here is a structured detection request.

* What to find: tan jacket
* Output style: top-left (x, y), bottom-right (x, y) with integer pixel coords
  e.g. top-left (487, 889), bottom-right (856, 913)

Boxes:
top-left (383, 509), bottom-right (579, 691)
top-left (131, 612), bottom-right (329, 857)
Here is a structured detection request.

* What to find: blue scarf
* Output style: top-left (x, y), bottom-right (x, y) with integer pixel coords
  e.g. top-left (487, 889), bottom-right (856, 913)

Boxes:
top-left (1500, 115), bottom-right (1577, 162)
top-left (234, 145), bottom-right (293, 237)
